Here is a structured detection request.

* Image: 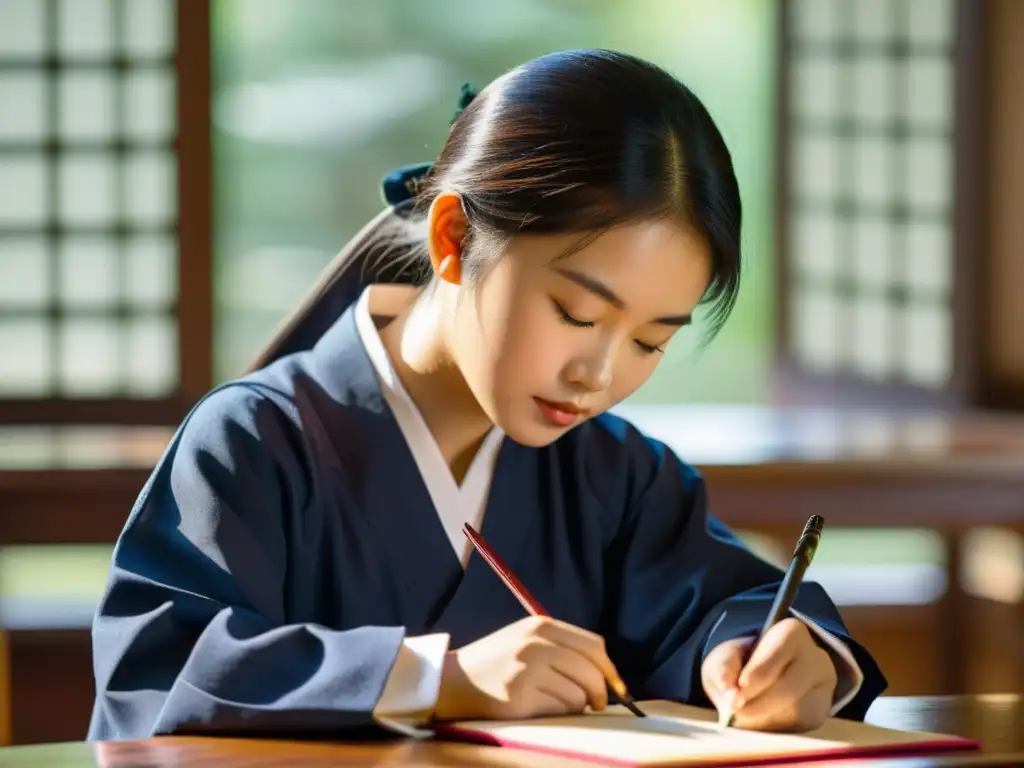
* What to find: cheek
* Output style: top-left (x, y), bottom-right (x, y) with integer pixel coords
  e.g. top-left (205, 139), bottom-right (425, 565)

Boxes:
top-left (606, 349), bottom-right (660, 404)
top-left (622, 353), bottom-right (662, 396)
top-left (451, 266), bottom-right (542, 393)
top-left (487, 292), bottom-right (566, 391)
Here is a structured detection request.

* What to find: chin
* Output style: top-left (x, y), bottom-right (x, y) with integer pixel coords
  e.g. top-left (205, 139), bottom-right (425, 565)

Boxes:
top-left (491, 403), bottom-right (574, 448)
top-left (501, 424), bottom-right (564, 448)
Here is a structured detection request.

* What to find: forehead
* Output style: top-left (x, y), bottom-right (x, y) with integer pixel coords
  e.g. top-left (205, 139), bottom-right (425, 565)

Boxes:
top-left (513, 220), bottom-right (712, 311)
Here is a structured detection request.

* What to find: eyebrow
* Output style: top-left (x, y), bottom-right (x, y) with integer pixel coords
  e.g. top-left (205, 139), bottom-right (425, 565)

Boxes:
top-left (553, 267), bottom-right (692, 326)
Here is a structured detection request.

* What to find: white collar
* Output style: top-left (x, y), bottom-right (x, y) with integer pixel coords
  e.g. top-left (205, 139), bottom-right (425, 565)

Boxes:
top-left (353, 286), bottom-right (504, 567)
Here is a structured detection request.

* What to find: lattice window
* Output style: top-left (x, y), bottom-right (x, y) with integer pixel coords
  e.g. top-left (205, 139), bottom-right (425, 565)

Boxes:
top-left (782, 0), bottom-right (957, 392)
top-left (0, 0), bottom-right (210, 424)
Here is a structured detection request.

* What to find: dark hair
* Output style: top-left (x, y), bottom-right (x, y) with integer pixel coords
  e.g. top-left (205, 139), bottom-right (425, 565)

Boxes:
top-left (248, 49), bottom-right (742, 372)
top-left (409, 48), bottom-right (742, 341)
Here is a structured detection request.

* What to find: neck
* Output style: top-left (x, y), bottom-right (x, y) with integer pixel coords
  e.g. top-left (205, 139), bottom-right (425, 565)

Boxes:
top-left (377, 291), bottom-right (494, 483)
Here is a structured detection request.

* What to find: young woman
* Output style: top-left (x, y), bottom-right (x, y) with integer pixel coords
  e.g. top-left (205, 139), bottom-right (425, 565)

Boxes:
top-left (89, 49), bottom-right (886, 741)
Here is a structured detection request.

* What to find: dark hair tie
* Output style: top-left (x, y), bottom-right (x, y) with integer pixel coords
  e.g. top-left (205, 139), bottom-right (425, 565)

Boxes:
top-left (450, 82), bottom-right (478, 125)
top-left (380, 83), bottom-right (479, 206)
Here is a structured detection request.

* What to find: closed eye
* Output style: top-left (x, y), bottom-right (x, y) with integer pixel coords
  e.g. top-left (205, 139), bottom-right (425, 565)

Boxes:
top-left (554, 299), bottom-right (668, 354)
top-left (635, 341), bottom-right (665, 355)
top-left (552, 299), bottom-right (594, 328)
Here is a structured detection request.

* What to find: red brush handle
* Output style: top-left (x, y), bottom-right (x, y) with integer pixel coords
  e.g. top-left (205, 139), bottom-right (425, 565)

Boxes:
top-left (462, 523), bottom-right (549, 617)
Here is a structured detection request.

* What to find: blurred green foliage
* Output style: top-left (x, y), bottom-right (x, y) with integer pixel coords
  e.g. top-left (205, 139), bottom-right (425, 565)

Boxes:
top-left (210, 0), bottom-right (777, 402)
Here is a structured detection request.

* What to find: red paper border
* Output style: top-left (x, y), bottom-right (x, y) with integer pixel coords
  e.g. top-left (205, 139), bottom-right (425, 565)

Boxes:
top-left (434, 723), bottom-right (980, 768)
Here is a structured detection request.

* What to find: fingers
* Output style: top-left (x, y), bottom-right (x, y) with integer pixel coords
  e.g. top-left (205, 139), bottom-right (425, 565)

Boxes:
top-left (730, 652), bottom-right (834, 732)
top-left (736, 619), bottom-right (809, 702)
top-left (531, 664), bottom-right (592, 715)
top-left (520, 680), bottom-right (579, 720)
top-left (702, 620), bottom-right (839, 732)
top-left (547, 646), bottom-right (609, 711)
top-left (519, 633), bottom-right (608, 712)
top-left (705, 639), bottom-right (749, 692)
top-left (533, 618), bottom-right (624, 697)
top-left (701, 637), bottom-right (752, 710)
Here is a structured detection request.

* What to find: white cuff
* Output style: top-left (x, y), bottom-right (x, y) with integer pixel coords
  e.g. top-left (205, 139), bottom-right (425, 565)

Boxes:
top-left (373, 633), bottom-right (450, 738)
top-left (789, 608), bottom-right (864, 716)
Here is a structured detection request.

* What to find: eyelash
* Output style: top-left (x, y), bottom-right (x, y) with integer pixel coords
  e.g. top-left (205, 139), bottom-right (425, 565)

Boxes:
top-left (553, 300), bottom-right (593, 328)
top-left (552, 300), bottom-right (665, 355)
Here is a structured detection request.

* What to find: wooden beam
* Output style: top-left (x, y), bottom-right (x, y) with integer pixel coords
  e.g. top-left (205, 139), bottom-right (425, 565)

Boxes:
top-left (174, 0), bottom-right (215, 406)
top-left (981, 0), bottom-right (1024, 408)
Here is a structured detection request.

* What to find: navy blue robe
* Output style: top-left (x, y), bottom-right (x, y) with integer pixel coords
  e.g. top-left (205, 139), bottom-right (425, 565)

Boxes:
top-left (88, 302), bottom-right (886, 741)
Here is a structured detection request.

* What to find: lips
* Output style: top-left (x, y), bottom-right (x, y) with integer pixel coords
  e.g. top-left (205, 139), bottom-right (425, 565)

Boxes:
top-left (534, 397), bottom-right (586, 428)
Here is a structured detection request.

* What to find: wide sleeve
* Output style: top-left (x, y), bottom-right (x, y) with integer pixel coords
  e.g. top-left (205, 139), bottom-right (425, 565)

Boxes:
top-left (600, 432), bottom-right (888, 722)
top-left (88, 385), bottom-right (423, 741)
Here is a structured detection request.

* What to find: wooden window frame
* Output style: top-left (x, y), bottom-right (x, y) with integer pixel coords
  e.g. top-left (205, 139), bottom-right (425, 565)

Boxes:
top-left (0, 0), bottom-right (212, 426)
top-left (770, 0), bottom-right (1014, 412)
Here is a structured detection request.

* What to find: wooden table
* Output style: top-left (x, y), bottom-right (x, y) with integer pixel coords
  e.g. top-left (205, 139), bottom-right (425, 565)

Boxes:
top-left (0, 696), bottom-right (1020, 767)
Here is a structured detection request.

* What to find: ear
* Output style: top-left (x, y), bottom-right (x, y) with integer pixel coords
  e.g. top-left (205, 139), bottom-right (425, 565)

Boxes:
top-left (427, 193), bottom-right (468, 285)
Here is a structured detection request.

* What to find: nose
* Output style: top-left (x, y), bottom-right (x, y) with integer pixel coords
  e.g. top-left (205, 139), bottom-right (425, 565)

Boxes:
top-left (564, 343), bottom-right (614, 394)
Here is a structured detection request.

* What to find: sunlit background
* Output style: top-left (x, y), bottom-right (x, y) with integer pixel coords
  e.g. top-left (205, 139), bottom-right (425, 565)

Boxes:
top-left (1, 0), bottom-right (782, 606)
top-left (209, 0), bottom-right (776, 401)
top-left (1, 0), bottom-right (1023, 745)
